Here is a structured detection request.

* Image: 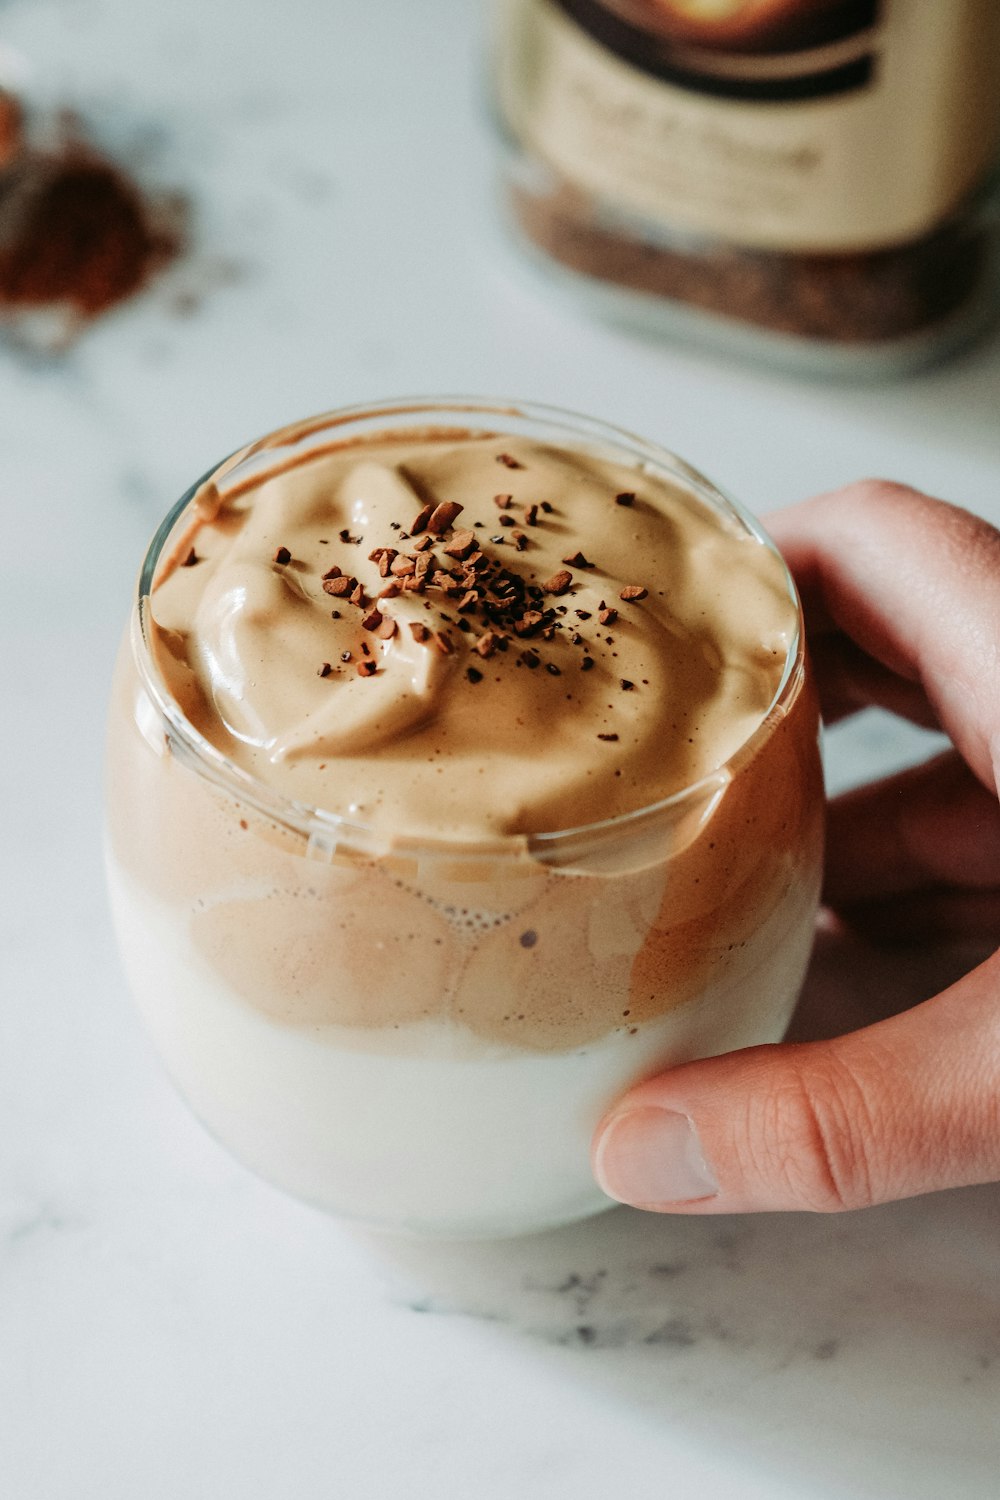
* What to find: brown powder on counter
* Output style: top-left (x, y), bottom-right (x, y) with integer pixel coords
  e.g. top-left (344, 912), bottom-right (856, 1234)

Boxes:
top-left (0, 97), bottom-right (187, 324)
top-left (0, 91), bottom-right (24, 171)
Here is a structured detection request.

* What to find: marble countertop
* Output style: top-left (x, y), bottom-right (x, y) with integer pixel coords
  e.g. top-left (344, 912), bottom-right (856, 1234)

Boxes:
top-left (2, 1), bottom-right (1000, 1495)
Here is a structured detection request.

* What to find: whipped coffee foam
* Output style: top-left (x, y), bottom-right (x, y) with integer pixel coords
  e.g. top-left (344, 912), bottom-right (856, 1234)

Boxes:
top-left (107, 409), bottom-right (822, 1235)
top-left (148, 431), bottom-right (796, 840)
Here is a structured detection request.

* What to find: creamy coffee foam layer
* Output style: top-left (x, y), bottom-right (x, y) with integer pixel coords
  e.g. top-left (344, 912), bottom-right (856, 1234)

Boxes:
top-left (149, 431), bottom-right (795, 840)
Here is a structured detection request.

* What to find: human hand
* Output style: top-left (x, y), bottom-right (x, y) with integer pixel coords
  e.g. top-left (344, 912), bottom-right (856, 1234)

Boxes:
top-left (592, 481), bottom-right (1000, 1214)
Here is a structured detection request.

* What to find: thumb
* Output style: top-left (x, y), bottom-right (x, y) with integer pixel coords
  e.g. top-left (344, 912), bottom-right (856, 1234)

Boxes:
top-left (592, 950), bottom-right (1000, 1214)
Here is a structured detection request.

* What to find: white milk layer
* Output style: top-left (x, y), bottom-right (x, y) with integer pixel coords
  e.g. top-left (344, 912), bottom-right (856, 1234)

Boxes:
top-left (107, 849), bottom-right (819, 1238)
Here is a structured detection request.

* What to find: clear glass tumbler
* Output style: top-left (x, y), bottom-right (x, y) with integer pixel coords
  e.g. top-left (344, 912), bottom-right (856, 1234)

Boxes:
top-left (105, 398), bottom-right (823, 1238)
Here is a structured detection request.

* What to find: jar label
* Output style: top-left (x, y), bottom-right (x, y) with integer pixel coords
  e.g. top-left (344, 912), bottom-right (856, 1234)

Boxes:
top-left (494, 0), bottom-right (1000, 251)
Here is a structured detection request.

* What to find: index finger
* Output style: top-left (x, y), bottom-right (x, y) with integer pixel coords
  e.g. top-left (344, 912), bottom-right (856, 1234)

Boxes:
top-left (767, 481), bottom-right (1000, 794)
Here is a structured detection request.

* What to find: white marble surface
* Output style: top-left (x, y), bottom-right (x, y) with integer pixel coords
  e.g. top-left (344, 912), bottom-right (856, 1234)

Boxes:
top-left (2, 1), bottom-right (1000, 1495)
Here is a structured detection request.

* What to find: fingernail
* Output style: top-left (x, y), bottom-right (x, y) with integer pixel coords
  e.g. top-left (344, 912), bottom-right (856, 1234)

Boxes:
top-left (594, 1106), bottom-right (718, 1208)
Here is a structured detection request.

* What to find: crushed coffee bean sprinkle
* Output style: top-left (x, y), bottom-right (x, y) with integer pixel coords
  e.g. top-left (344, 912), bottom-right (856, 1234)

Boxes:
top-left (307, 493), bottom-right (656, 699)
top-left (426, 501), bottom-right (464, 535)
top-left (542, 570), bottom-right (573, 595)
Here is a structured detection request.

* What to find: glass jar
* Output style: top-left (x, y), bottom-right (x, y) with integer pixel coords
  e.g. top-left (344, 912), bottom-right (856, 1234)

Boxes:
top-left (491, 0), bottom-right (1000, 376)
top-left (105, 399), bottom-right (823, 1238)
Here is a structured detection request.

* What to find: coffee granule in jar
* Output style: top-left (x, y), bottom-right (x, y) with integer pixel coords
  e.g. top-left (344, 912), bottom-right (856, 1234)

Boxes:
top-left (491, 0), bottom-right (1000, 375)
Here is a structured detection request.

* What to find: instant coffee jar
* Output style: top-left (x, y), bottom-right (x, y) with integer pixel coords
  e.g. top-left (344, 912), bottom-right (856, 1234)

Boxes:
top-left (491, 0), bottom-right (1000, 376)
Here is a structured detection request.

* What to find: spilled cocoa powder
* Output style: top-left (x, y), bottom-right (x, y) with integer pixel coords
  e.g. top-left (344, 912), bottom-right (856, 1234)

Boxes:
top-left (0, 91), bottom-right (187, 325)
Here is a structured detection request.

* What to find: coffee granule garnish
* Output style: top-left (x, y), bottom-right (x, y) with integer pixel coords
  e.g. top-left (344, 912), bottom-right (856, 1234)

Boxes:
top-left (389, 554), bottom-right (416, 577)
top-left (475, 630), bottom-right (499, 658)
top-left (426, 501), bottom-right (464, 535)
top-left (520, 649), bottom-right (540, 669)
top-left (498, 513), bottom-right (516, 528)
top-left (562, 551), bottom-right (592, 568)
top-left (318, 661), bottom-right (333, 678)
top-left (434, 631), bottom-right (455, 655)
top-left (597, 732), bottom-right (619, 741)
top-left (340, 650), bottom-right (353, 662)
top-left (443, 529), bottom-right (477, 559)
top-left (181, 547), bottom-right (199, 567)
top-left (512, 613), bottom-right (542, 639)
top-left (378, 583), bottom-right (401, 599)
top-left (376, 616), bottom-right (397, 640)
top-left (350, 584), bottom-right (367, 608)
top-left (273, 545), bottom-right (292, 566)
top-left (540, 501), bottom-right (554, 514)
top-left (519, 929), bottom-right (537, 948)
top-left (339, 528), bottom-right (361, 545)
top-left (361, 607), bottom-right (383, 632)
top-left (525, 503), bottom-right (539, 526)
top-left (620, 679), bottom-right (635, 691)
top-left (546, 662), bottom-right (561, 676)
top-left (331, 609), bottom-right (342, 619)
top-left (542, 569), bottom-right (573, 595)
top-left (510, 530), bottom-right (528, 551)
top-left (615, 492), bottom-right (635, 507)
top-left (322, 565), bottom-right (343, 580)
top-left (497, 453), bottom-right (523, 469)
top-left (494, 493), bottom-right (513, 509)
top-left (581, 656), bottom-right (595, 672)
top-left (356, 659), bottom-right (377, 677)
top-left (598, 606), bottom-right (617, 626)
top-left (575, 610), bottom-right (591, 620)
top-left (409, 622), bottom-right (431, 643)
top-left (466, 666), bottom-right (483, 684)
top-left (412, 532), bottom-right (434, 552)
top-left (620, 585), bottom-right (648, 602)
top-left (323, 575), bottom-right (354, 597)
top-left (410, 503), bottom-right (435, 534)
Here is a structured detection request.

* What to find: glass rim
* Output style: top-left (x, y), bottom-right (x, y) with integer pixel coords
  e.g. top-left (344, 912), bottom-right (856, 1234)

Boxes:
top-left (131, 395), bottom-right (805, 861)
